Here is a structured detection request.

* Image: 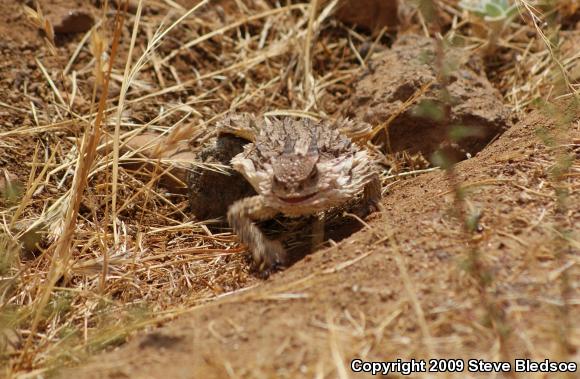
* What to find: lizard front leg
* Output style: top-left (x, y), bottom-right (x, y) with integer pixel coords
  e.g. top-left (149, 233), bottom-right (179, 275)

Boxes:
top-left (227, 195), bottom-right (286, 273)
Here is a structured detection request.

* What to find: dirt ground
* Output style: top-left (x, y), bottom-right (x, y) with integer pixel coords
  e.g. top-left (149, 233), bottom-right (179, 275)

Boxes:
top-left (0, 0), bottom-right (579, 378)
top-left (59, 108), bottom-right (580, 379)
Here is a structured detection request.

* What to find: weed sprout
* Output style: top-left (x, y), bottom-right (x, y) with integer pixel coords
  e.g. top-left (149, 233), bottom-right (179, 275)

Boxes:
top-left (459, 0), bottom-right (518, 54)
top-left (459, 0), bottom-right (518, 22)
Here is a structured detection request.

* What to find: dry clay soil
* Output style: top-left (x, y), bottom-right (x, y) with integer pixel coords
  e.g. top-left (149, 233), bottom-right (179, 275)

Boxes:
top-left (63, 110), bottom-right (580, 379)
top-left (0, 0), bottom-right (579, 378)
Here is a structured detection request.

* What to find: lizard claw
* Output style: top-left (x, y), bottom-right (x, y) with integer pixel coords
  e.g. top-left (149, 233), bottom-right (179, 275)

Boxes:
top-left (253, 240), bottom-right (287, 277)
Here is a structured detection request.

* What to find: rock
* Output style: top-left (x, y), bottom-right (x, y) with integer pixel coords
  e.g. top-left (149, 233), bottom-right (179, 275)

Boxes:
top-left (334, 0), bottom-right (399, 33)
top-left (123, 133), bottom-right (164, 158)
top-left (115, 132), bottom-right (195, 194)
top-left (0, 328), bottom-right (20, 356)
top-left (0, 170), bottom-right (20, 203)
top-left (187, 134), bottom-right (256, 222)
top-left (349, 34), bottom-right (511, 160)
top-left (50, 9), bottom-right (94, 34)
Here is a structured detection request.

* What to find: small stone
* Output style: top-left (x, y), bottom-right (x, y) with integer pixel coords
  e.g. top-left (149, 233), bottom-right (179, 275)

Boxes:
top-left (0, 328), bottom-right (21, 355)
top-left (51, 9), bottom-right (94, 35)
top-left (0, 170), bottom-right (19, 199)
top-left (118, 133), bottom-right (196, 194)
top-left (335, 0), bottom-right (399, 34)
top-left (517, 191), bottom-right (532, 204)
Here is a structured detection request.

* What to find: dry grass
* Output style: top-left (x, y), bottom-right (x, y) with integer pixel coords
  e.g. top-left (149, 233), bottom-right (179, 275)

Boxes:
top-left (0, 0), bottom-right (578, 377)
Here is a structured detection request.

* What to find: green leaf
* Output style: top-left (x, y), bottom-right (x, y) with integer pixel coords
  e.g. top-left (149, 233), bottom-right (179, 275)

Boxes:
top-left (413, 100), bottom-right (445, 122)
top-left (449, 125), bottom-right (486, 142)
top-left (485, 2), bottom-right (504, 18)
top-left (430, 150), bottom-right (454, 170)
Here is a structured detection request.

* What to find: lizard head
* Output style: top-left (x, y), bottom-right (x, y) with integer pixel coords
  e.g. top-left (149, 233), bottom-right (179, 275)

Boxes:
top-left (271, 151), bottom-right (320, 204)
top-left (270, 131), bottom-right (321, 204)
top-left (230, 115), bottom-right (375, 215)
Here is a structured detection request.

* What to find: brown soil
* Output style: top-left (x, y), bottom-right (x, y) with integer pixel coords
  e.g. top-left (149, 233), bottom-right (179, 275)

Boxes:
top-left (1, 0), bottom-right (578, 378)
top-left (350, 34), bottom-right (512, 160)
top-left (59, 108), bottom-right (580, 379)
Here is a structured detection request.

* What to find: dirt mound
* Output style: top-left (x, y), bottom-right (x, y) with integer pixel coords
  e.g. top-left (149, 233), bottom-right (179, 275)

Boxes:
top-left (60, 107), bottom-right (580, 378)
top-left (349, 34), bottom-right (512, 160)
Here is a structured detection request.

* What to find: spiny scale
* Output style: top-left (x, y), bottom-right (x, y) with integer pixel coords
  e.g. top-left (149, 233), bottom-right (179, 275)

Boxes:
top-left (218, 113), bottom-right (382, 275)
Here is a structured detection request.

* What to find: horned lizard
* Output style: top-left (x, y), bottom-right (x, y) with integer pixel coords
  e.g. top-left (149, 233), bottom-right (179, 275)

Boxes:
top-left (218, 113), bottom-right (382, 273)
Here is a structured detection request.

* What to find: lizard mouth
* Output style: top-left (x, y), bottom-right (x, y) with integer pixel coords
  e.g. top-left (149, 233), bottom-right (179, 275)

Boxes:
top-left (279, 192), bottom-right (317, 204)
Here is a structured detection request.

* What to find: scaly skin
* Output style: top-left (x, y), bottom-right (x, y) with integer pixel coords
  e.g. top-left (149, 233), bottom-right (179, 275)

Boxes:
top-left (221, 113), bottom-right (382, 274)
top-left (364, 172), bottom-right (384, 213)
top-left (227, 195), bottom-right (286, 273)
